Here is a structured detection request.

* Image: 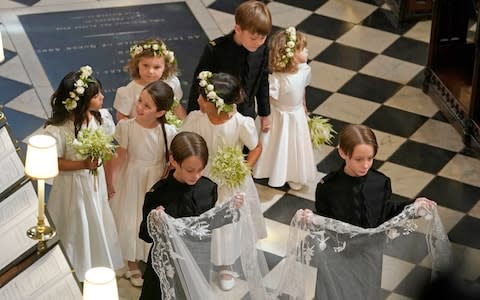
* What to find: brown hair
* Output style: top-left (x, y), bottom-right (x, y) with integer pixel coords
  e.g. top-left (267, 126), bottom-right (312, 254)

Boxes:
top-left (170, 131), bottom-right (209, 167)
top-left (126, 38), bottom-right (178, 80)
top-left (235, 0), bottom-right (272, 36)
top-left (338, 124), bottom-right (378, 158)
top-left (269, 29), bottom-right (307, 73)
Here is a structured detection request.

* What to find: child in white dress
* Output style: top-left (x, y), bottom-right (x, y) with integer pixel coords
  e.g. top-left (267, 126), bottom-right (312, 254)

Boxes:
top-left (253, 27), bottom-right (316, 190)
top-left (181, 72), bottom-right (267, 290)
top-left (113, 38), bottom-right (186, 122)
top-left (44, 66), bottom-right (123, 282)
top-left (108, 81), bottom-right (176, 287)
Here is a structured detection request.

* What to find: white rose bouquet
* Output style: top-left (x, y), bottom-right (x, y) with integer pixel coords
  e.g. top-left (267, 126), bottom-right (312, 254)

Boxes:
top-left (210, 145), bottom-right (250, 189)
top-left (70, 128), bottom-right (117, 176)
top-left (308, 115), bottom-right (336, 148)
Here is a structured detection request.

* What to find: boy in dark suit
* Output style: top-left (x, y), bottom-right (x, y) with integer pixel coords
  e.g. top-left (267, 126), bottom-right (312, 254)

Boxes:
top-left (187, 0), bottom-right (272, 132)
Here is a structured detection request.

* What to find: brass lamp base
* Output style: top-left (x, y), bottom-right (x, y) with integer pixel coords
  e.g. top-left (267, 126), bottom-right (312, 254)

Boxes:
top-left (27, 225), bottom-right (56, 253)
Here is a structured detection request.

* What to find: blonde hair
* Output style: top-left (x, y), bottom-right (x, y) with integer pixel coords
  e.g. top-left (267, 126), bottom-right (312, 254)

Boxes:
top-left (235, 0), bottom-right (272, 36)
top-left (269, 29), bottom-right (307, 73)
top-left (126, 38), bottom-right (178, 80)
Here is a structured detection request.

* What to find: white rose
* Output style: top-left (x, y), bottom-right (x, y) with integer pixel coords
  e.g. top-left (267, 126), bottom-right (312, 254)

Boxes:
top-left (207, 91), bottom-right (217, 100)
top-left (76, 86), bottom-right (85, 94)
top-left (143, 44), bottom-right (151, 49)
top-left (76, 79), bottom-right (84, 87)
top-left (69, 92), bottom-right (76, 98)
top-left (199, 79), bottom-right (207, 87)
top-left (63, 99), bottom-right (77, 111)
top-left (287, 52), bottom-right (294, 58)
top-left (216, 98), bottom-right (224, 106)
top-left (287, 41), bottom-right (295, 48)
top-left (152, 44), bottom-right (159, 50)
top-left (134, 47), bottom-right (143, 55)
top-left (206, 84), bottom-right (214, 91)
top-left (80, 66), bottom-right (93, 76)
top-left (161, 44), bottom-right (167, 51)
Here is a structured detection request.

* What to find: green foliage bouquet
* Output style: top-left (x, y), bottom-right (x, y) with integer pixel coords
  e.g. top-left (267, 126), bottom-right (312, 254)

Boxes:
top-left (70, 128), bottom-right (117, 176)
top-left (308, 115), bottom-right (336, 148)
top-left (210, 145), bottom-right (250, 189)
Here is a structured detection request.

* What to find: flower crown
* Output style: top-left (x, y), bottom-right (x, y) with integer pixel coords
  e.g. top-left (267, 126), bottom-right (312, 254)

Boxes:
top-left (129, 41), bottom-right (175, 63)
top-left (198, 71), bottom-right (233, 114)
top-left (63, 65), bottom-right (96, 111)
top-left (279, 27), bottom-right (297, 68)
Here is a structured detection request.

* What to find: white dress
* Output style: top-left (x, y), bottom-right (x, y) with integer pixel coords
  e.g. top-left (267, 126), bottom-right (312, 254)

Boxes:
top-left (110, 119), bottom-right (176, 261)
top-left (45, 109), bottom-right (123, 282)
top-left (253, 63), bottom-right (316, 187)
top-left (181, 111), bottom-right (267, 265)
top-left (113, 76), bottom-right (183, 118)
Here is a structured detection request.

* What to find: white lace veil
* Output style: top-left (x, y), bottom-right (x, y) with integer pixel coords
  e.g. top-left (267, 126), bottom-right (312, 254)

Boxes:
top-left (147, 197), bottom-right (269, 300)
top-left (272, 204), bottom-right (452, 300)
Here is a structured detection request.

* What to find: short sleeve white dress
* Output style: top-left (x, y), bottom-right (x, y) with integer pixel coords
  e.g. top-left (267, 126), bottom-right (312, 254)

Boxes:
top-left (253, 63), bottom-right (316, 187)
top-left (113, 76), bottom-right (183, 118)
top-left (45, 109), bottom-right (123, 282)
top-left (109, 119), bottom-right (176, 261)
top-left (181, 111), bottom-right (267, 265)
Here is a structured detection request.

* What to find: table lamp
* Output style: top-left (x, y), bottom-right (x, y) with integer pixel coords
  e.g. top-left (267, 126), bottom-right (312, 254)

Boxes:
top-left (83, 267), bottom-right (119, 300)
top-left (25, 134), bottom-right (58, 253)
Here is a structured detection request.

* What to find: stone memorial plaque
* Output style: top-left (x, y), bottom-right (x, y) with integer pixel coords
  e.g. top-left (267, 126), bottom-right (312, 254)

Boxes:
top-left (19, 2), bottom-right (208, 109)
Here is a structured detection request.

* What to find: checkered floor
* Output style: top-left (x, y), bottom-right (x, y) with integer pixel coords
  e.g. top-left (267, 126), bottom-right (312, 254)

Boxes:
top-left (1, 0), bottom-right (480, 299)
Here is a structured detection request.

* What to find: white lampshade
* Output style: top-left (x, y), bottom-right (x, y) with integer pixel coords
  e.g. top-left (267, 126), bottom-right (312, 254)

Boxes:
top-left (83, 267), bottom-right (119, 300)
top-left (25, 135), bottom-right (59, 179)
top-left (0, 31), bottom-right (4, 63)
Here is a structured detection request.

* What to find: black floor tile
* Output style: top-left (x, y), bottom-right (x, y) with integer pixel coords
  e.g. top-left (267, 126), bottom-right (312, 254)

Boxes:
top-left (384, 231), bottom-right (428, 264)
top-left (407, 69), bottom-right (427, 89)
top-left (364, 106), bottom-right (427, 137)
top-left (208, 0), bottom-right (254, 14)
top-left (317, 149), bottom-right (342, 173)
top-left (338, 73), bottom-right (402, 103)
top-left (314, 42), bottom-right (377, 71)
top-left (418, 176), bottom-right (480, 212)
top-left (11, 0), bottom-right (41, 6)
top-left (253, 178), bottom-right (290, 192)
top-left (382, 37), bottom-right (429, 66)
top-left (297, 14), bottom-right (355, 40)
top-left (306, 86), bottom-right (332, 112)
top-left (388, 140), bottom-right (456, 174)
top-left (263, 251), bottom-right (283, 271)
top-left (431, 111), bottom-right (449, 122)
top-left (274, 0), bottom-right (327, 11)
top-left (394, 265), bottom-right (432, 298)
top-left (448, 215), bottom-right (480, 249)
top-left (361, 8), bottom-right (415, 35)
top-left (263, 194), bottom-right (315, 225)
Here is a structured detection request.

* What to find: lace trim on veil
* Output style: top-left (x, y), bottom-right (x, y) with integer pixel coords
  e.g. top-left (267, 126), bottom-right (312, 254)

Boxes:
top-left (147, 197), bottom-right (269, 300)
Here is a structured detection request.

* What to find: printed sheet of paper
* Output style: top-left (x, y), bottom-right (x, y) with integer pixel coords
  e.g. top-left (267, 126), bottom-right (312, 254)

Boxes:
top-left (0, 182), bottom-right (50, 271)
top-left (0, 127), bottom-right (24, 194)
top-left (0, 244), bottom-right (81, 300)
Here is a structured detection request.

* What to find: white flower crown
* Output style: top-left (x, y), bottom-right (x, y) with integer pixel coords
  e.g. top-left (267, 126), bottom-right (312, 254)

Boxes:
top-left (63, 65), bottom-right (96, 111)
top-left (129, 41), bottom-right (175, 63)
top-left (198, 71), bottom-right (233, 114)
top-left (279, 27), bottom-right (297, 68)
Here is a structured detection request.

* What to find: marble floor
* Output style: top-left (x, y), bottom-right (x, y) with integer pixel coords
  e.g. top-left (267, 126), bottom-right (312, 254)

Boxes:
top-left (1, 0), bottom-right (480, 299)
